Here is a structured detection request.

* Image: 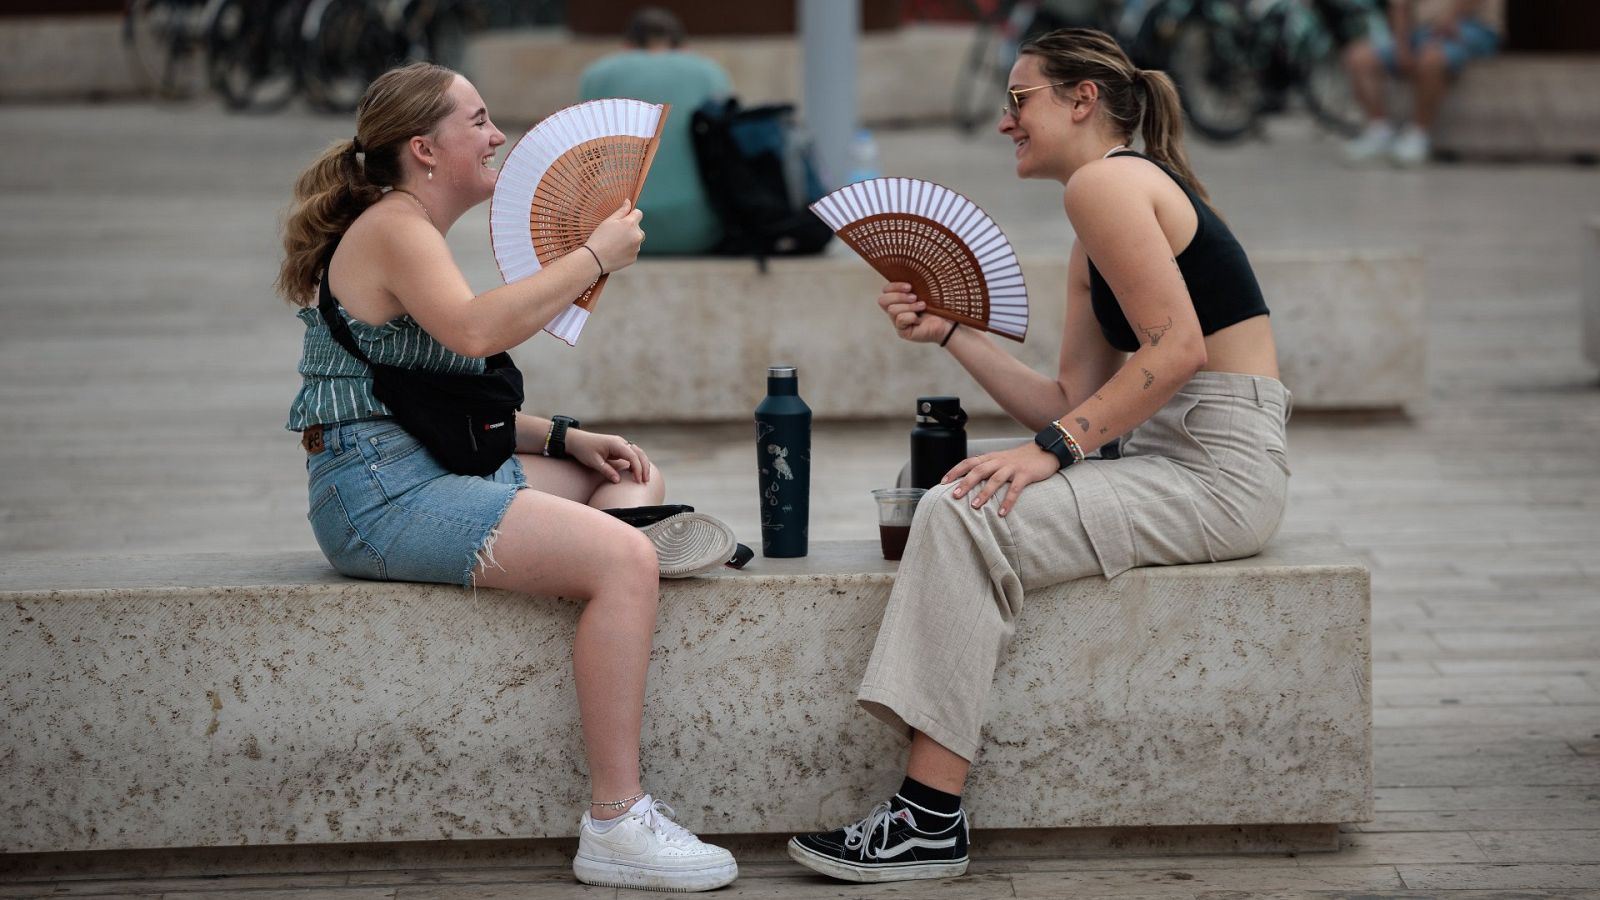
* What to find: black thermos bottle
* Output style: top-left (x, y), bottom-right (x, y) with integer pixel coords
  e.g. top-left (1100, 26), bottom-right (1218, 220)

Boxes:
top-left (910, 396), bottom-right (968, 490)
top-left (755, 365), bottom-right (811, 557)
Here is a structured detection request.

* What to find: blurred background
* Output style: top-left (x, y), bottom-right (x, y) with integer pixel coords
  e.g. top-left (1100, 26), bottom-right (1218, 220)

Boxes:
top-left (1, 0), bottom-right (1597, 555)
top-left (4, 1), bottom-right (1599, 139)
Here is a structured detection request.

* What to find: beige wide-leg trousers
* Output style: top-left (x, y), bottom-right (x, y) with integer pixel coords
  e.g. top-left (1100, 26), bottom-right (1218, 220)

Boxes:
top-left (859, 372), bottom-right (1293, 760)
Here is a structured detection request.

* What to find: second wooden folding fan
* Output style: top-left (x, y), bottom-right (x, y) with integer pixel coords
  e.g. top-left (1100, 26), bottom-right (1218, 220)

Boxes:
top-left (810, 176), bottom-right (1028, 342)
top-left (490, 98), bottom-right (668, 346)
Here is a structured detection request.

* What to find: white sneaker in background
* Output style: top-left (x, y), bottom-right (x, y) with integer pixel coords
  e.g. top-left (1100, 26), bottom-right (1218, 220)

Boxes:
top-left (573, 795), bottom-right (738, 892)
top-left (1390, 126), bottom-right (1431, 167)
top-left (1343, 121), bottom-right (1395, 167)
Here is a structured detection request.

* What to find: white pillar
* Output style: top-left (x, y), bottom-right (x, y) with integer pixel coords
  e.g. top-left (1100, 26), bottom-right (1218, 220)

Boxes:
top-left (799, 0), bottom-right (859, 191)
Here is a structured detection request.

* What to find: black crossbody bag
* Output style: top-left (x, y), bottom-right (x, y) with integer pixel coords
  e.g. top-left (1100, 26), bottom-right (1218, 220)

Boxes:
top-left (317, 271), bottom-right (524, 476)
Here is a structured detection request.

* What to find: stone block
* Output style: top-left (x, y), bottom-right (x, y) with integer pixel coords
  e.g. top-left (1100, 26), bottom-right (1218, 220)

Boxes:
top-left (0, 15), bottom-right (141, 102)
top-left (1586, 217), bottom-right (1600, 370)
top-left (2, 535), bottom-right (1371, 854)
top-left (1433, 55), bottom-right (1600, 162)
top-left (504, 250), bottom-right (1425, 422)
top-left (467, 24), bottom-right (972, 127)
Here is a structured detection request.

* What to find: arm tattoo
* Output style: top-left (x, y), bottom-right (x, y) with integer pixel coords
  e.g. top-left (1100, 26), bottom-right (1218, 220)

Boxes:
top-left (1172, 257), bottom-right (1188, 287)
top-left (1074, 416), bottom-right (1091, 434)
top-left (1141, 367), bottom-right (1155, 389)
top-left (1139, 316), bottom-right (1173, 347)
top-left (1093, 392), bottom-right (1106, 402)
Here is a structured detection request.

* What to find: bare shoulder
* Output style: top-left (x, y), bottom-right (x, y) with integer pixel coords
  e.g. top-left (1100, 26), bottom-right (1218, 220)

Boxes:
top-left (1068, 156), bottom-right (1171, 197)
top-left (336, 202), bottom-right (443, 274)
top-left (328, 202), bottom-right (440, 313)
top-left (345, 200), bottom-right (438, 252)
top-left (1063, 157), bottom-right (1163, 213)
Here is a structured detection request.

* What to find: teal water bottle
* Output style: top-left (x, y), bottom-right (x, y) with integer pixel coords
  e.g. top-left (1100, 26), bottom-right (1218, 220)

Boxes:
top-left (755, 365), bottom-right (811, 558)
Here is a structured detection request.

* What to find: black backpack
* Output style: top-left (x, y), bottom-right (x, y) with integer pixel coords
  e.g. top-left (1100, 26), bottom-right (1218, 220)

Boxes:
top-left (690, 98), bottom-right (833, 267)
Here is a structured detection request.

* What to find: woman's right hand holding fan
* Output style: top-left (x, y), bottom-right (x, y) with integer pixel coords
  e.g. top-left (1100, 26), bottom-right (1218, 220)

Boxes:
top-left (878, 282), bottom-right (953, 344)
top-left (584, 200), bottom-right (646, 274)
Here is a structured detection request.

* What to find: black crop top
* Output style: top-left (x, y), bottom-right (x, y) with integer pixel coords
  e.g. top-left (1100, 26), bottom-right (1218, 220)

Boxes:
top-left (1086, 150), bottom-right (1268, 352)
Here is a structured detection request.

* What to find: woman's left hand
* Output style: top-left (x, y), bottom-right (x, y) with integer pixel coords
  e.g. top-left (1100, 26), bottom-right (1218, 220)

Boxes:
top-left (944, 443), bottom-right (1062, 517)
top-left (566, 429), bottom-right (652, 484)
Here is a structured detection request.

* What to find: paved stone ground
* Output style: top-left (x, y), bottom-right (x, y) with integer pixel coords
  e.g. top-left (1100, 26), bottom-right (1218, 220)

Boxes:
top-left (1, 98), bottom-right (1598, 897)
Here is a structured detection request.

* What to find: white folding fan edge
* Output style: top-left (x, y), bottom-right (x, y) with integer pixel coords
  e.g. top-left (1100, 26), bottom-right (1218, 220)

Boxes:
top-left (810, 176), bottom-right (1031, 343)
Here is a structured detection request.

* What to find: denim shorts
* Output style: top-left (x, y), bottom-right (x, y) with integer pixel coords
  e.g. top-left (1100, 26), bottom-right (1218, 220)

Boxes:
top-left (304, 418), bottom-right (526, 587)
top-left (1374, 17), bottom-right (1500, 75)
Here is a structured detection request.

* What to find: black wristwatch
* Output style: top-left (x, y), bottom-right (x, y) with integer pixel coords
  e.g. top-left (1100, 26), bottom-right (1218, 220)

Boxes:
top-left (546, 415), bottom-right (580, 459)
top-left (1033, 423), bottom-right (1078, 470)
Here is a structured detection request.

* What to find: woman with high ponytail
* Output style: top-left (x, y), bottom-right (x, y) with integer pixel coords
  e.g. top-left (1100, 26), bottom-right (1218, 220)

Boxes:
top-left (787, 28), bottom-right (1290, 884)
top-left (280, 63), bottom-right (739, 893)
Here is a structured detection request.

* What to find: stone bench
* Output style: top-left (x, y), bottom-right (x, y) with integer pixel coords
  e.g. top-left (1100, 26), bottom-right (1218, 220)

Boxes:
top-left (1585, 217), bottom-right (1600, 371)
top-left (1, 535), bottom-right (1371, 855)
top-left (503, 250), bottom-right (1424, 422)
top-left (1433, 55), bottom-right (1600, 163)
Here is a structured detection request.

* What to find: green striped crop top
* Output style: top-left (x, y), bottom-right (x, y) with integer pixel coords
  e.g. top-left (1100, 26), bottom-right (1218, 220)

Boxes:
top-left (285, 288), bottom-right (486, 432)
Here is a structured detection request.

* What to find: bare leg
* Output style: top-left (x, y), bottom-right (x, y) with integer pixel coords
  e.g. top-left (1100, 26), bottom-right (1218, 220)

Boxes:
top-left (517, 453), bottom-right (667, 509)
top-left (1342, 39), bottom-right (1389, 122)
top-left (474, 490), bottom-right (662, 819)
top-left (1410, 43), bottom-right (1451, 131)
top-left (907, 730), bottom-right (972, 796)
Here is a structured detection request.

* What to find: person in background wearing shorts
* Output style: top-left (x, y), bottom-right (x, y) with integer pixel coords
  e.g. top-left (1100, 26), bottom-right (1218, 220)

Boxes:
top-left (1342, 0), bottom-right (1504, 166)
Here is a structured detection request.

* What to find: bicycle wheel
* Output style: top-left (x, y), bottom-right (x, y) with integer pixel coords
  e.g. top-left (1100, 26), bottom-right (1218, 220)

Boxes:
top-left (422, 0), bottom-right (474, 70)
top-left (1296, 43), bottom-right (1363, 137)
top-left (301, 0), bottom-right (392, 115)
top-left (208, 0), bottom-right (301, 112)
top-left (1164, 10), bottom-right (1264, 143)
top-left (124, 0), bottom-right (206, 100)
top-left (952, 25), bottom-right (1008, 134)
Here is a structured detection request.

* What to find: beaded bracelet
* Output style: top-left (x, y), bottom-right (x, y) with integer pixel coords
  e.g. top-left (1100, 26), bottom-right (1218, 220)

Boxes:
top-left (1051, 420), bottom-right (1086, 464)
top-left (592, 790), bottom-right (645, 811)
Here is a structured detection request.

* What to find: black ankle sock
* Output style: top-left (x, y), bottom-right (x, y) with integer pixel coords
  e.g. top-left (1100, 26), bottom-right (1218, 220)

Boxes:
top-left (897, 776), bottom-right (962, 818)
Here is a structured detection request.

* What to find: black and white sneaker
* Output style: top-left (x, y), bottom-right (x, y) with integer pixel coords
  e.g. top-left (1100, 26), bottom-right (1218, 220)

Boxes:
top-left (787, 796), bottom-right (969, 882)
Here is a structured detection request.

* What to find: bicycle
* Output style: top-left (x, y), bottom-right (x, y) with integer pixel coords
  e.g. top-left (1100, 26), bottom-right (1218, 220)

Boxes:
top-left (207, 0), bottom-right (312, 113)
top-left (123, 0), bottom-right (222, 100)
top-left (300, 0), bottom-right (483, 115)
top-left (951, 0), bottom-right (1113, 133)
top-left (1129, 0), bottom-right (1370, 143)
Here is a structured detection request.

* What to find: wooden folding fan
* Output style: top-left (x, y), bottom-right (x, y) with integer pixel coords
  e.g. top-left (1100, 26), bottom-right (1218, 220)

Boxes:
top-left (810, 177), bottom-right (1027, 342)
top-left (490, 98), bottom-right (669, 346)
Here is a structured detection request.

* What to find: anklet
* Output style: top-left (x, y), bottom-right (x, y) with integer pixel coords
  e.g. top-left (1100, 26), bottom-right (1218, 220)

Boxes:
top-left (591, 790), bottom-right (645, 811)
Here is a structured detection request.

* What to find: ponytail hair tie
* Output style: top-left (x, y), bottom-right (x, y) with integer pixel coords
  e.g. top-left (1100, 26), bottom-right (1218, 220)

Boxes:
top-left (350, 136), bottom-right (364, 154)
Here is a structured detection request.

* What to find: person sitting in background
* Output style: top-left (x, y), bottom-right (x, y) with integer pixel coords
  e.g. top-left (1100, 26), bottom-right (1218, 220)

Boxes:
top-left (1342, 0), bottom-right (1504, 167)
top-left (579, 7), bottom-right (731, 254)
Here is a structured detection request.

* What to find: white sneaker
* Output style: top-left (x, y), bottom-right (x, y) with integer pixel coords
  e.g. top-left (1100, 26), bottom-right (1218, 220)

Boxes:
top-left (574, 795), bottom-right (738, 892)
top-left (1390, 126), bottom-right (1431, 167)
top-left (641, 512), bottom-right (738, 579)
top-left (1343, 121), bottom-right (1395, 166)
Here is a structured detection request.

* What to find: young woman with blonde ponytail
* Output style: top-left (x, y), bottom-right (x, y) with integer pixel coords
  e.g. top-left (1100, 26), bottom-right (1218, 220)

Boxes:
top-left (788, 28), bottom-right (1288, 883)
top-left (279, 63), bottom-right (738, 893)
